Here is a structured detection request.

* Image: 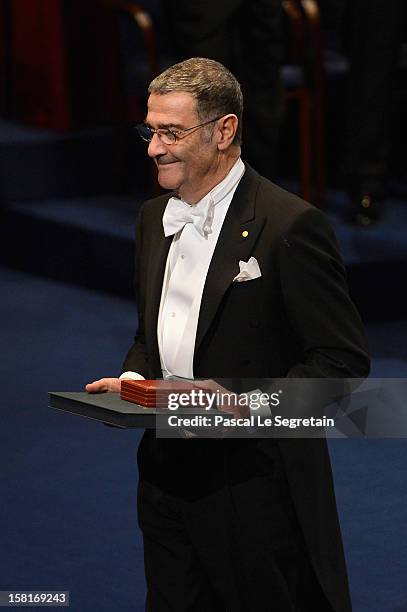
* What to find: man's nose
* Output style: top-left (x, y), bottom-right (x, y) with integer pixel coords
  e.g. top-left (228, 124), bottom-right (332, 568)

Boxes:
top-left (147, 133), bottom-right (167, 158)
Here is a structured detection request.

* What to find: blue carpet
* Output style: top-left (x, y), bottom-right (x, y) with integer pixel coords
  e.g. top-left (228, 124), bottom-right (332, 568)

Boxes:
top-left (1, 266), bottom-right (407, 611)
top-left (325, 190), bottom-right (407, 264)
top-left (329, 439), bottom-right (407, 612)
top-left (0, 268), bottom-right (145, 611)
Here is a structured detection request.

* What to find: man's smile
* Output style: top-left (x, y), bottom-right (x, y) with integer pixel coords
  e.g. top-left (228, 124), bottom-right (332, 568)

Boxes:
top-left (157, 159), bottom-right (180, 166)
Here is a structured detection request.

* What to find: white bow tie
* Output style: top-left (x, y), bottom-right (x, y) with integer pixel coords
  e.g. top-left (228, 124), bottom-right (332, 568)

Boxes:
top-left (162, 195), bottom-right (215, 237)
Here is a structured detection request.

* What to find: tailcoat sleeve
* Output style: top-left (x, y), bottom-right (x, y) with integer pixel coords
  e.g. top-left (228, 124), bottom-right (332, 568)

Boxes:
top-left (121, 203), bottom-right (149, 378)
top-left (279, 206), bottom-right (370, 378)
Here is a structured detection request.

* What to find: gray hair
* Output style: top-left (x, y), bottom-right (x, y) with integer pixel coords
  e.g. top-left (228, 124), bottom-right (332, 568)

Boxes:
top-left (148, 57), bottom-right (243, 145)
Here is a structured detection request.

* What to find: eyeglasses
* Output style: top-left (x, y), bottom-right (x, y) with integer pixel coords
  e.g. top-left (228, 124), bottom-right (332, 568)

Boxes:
top-left (135, 116), bottom-right (224, 145)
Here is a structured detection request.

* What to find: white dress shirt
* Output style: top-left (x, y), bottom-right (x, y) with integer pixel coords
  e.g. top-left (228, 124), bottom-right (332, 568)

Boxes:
top-left (158, 158), bottom-right (245, 379)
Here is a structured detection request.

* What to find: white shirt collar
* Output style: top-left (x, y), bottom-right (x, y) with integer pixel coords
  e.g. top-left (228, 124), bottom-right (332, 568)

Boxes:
top-left (179, 157), bottom-right (245, 209)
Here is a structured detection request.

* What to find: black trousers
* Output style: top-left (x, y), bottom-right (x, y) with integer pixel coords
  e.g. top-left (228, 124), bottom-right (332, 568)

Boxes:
top-left (137, 436), bottom-right (333, 611)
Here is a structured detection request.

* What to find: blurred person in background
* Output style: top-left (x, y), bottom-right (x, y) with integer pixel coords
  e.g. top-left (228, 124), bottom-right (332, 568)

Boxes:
top-left (162, 0), bottom-right (285, 181)
top-left (322, 0), bottom-right (405, 225)
top-left (343, 0), bottom-right (405, 225)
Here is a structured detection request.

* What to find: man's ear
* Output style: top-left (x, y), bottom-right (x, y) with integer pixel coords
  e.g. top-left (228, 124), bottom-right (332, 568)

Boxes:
top-left (217, 114), bottom-right (239, 150)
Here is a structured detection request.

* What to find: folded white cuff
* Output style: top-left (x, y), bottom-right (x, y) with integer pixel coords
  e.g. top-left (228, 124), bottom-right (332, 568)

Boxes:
top-left (119, 371), bottom-right (146, 381)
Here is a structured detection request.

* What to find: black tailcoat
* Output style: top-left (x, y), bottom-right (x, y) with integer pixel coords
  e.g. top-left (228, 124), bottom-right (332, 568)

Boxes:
top-left (123, 164), bottom-right (370, 611)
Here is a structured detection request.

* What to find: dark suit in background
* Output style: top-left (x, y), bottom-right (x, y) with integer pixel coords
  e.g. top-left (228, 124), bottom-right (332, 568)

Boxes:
top-left (162, 0), bottom-right (284, 180)
top-left (123, 164), bottom-right (370, 611)
top-left (320, 0), bottom-right (405, 222)
top-left (343, 0), bottom-right (405, 221)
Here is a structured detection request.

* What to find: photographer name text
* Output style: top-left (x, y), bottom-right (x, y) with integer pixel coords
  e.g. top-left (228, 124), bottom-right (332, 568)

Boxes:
top-left (166, 414), bottom-right (334, 429)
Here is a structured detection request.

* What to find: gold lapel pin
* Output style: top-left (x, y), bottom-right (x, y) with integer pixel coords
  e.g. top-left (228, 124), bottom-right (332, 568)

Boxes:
top-left (242, 230), bottom-right (249, 238)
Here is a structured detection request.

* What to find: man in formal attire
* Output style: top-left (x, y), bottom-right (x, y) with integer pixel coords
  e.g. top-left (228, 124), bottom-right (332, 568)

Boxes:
top-left (86, 58), bottom-right (370, 611)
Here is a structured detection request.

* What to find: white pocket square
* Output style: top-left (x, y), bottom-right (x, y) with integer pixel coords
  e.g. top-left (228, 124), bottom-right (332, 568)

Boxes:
top-left (233, 257), bottom-right (262, 283)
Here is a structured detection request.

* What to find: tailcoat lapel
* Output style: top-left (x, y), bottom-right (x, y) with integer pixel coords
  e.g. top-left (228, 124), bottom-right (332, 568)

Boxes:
top-left (144, 201), bottom-right (172, 376)
top-left (194, 165), bottom-right (266, 356)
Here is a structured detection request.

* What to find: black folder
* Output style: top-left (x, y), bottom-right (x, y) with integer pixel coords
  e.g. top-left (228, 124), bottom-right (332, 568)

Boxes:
top-left (49, 392), bottom-right (157, 428)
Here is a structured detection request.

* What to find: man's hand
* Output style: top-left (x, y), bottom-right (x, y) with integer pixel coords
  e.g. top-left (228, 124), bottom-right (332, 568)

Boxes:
top-left (85, 378), bottom-right (121, 393)
top-left (193, 379), bottom-right (250, 418)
